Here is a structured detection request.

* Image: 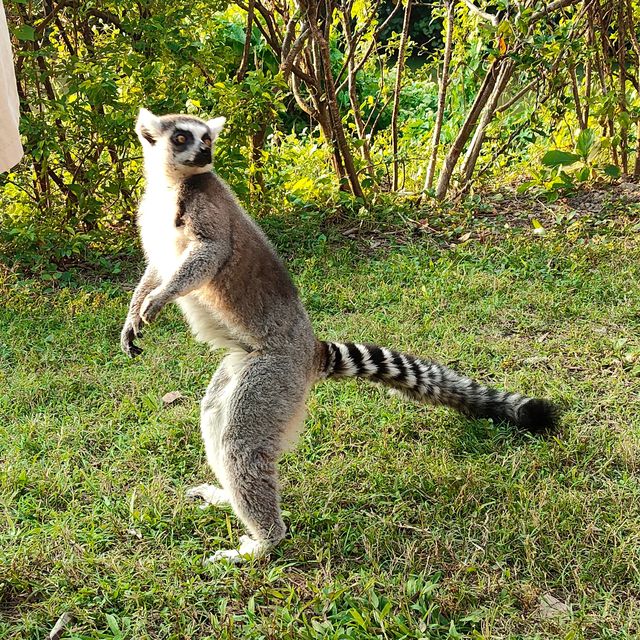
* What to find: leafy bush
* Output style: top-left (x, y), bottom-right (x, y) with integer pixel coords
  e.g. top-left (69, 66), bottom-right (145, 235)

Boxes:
top-left (2, 1), bottom-right (639, 274)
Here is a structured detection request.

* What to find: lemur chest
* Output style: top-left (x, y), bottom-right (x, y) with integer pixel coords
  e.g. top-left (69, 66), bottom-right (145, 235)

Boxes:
top-left (138, 188), bottom-right (187, 281)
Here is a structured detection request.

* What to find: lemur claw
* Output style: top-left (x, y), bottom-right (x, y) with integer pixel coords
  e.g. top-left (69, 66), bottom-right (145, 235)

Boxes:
top-left (128, 343), bottom-right (143, 357)
top-left (121, 323), bottom-right (143, 358)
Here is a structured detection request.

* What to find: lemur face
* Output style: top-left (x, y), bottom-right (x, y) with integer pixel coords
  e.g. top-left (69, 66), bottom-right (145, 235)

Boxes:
top-left (136, 108), bottom-right (226, 176)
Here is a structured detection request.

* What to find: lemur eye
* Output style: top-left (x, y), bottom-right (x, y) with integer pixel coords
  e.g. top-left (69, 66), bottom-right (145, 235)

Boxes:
top-left (202, 136), bottom-right (212, 148)
top-left (175, 134), bottom-right (187, 145)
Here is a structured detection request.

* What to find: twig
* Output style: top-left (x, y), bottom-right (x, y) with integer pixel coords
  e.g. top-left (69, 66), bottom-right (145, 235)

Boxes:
top-left (49, 613), bottom-right (73, 640)
top-left (496, 78), bottom-right (538, 113)
top-left (530, 0), bottom-right (580, 25)
top-left (461, 0), bottom-right (498, 26)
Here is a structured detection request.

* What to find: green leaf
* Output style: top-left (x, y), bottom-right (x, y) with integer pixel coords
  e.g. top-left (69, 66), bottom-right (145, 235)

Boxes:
top-left (576, 128), bottom-right (596, 159)
top-left (106, 614), bottom-right (121, 637)
top-left (14, 24), bottom-right (36, 41)
top-left (603, 164), bottom-right (621, 179)
top-left (542, 150), bottom-right (581, 167)
top-left (516, 180), bottom-right (538, 194)
top-left (617, 110), bottom-right (632, 129)
top-left (349, 609), bottom-right (367, 629)
top-left (577, 166), bottom-right (590, 182)
top-left (559, 170), bottom-right (575, 187)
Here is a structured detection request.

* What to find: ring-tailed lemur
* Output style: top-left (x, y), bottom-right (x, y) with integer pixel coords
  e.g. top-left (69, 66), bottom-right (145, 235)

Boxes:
top-left (121, 108), bottom-right (558, 563)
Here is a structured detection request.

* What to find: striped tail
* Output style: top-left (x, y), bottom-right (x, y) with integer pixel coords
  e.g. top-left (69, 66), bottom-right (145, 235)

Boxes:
top-left (320, 341), bottom-right (558, 432)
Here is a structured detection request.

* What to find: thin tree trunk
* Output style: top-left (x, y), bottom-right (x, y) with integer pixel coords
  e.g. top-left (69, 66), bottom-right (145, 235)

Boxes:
top-left (342, 14), bottom-right (375, 180)
top-left (584, 17), bottom-right (593, 130)
top-left (432, 0), bottom-right (582, 200)
top-left (570, 64), bottom-right (586, 129)
top-left (250, 123), bottom-right (267, 197)
top-left (424, 0), bottom-right (454, 191)
top-left (461, 60), bottom-right (514, 187)
top-left (348, 64), bottom-right (375, 180)
top-left (589, 3), bottom-right (612, 160)
top-left (595, 0), bottom-right (620, 167)
top-left (236, 0), bottom-right (254, 81)
top-left (435, 59), bottom-right (503, 199)
top-left (617, 0), bottom-right (628, 173)
top-left (625, 0), bottom-right (640, 175)
top-left (583, 65), bottom-right (592, 127)
top-left (317, 106), bottom-right (348, 184)
top-left (391, 0), bottom-right (412, 191)
top-left (311, 22), bottom-right (364, 198)
top-left (635, 119), bottom-right (640, 177)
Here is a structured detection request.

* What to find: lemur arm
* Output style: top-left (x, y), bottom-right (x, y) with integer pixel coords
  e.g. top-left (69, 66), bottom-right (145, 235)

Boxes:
top-left (139, 239), bottom-right (223, 325)
top-left (121, 264), bottom-right (161, 357)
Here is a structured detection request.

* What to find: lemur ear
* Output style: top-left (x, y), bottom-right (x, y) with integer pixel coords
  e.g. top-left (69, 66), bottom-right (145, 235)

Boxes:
top-left (206, 116), bottom-right (226, 141)
top-left (136, 108), bottom-right (161, 145)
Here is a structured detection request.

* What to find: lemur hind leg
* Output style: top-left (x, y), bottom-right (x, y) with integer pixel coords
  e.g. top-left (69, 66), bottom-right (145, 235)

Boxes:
top-left (186, 354), bottom-right (238, 509)
top-left (206, 353), bottom-right (309, 564)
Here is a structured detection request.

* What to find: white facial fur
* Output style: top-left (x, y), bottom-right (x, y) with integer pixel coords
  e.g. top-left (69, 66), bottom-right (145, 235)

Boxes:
top-left (135, 108), bottom-right (226, 182)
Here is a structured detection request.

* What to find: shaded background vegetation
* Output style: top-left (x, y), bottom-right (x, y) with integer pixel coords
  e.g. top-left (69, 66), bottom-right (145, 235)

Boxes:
top-left (1, 0), bottom-right (638, 275)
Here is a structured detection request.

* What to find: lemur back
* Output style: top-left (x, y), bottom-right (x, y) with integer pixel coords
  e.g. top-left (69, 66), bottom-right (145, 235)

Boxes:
top-left (121, 108), bottom-right (558, 563)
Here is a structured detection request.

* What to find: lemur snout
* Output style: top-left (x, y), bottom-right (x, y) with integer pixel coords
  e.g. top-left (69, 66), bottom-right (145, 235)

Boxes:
top-left (194, 148), bottom-right (212, 166)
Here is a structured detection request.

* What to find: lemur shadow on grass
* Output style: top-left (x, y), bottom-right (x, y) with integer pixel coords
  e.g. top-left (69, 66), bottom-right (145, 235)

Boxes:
top-left (389, 395), bottom-right (564, 459)
top-left (449, 416), bottom-right (548, 458)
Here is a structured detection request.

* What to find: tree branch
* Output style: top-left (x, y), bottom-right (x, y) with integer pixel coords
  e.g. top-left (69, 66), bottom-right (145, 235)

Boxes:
top-left (495, 77), bottom-right (537, 113)
top-left (236, 0), bottom-right (254, 81)
top-left (34, 0), bottom-right (75, 37)
top-left (335, 0), bottom-right (402, 88)
top-left (461, 59), bottom-right (515, 185)
top-left (280, 28), bottom-right (310, 79)
top-left (461, 0), bottom-right (498, 27)
top-left (530, 0), bottom-right (580, 25)
top-left (435, 59), bottom-right (503, 199)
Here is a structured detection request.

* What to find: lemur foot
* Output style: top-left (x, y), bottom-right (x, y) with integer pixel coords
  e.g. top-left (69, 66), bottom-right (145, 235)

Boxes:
top-left (185, 483), bottom-right (230, 509)
top-left (205, 535), bottom-right (271, 564)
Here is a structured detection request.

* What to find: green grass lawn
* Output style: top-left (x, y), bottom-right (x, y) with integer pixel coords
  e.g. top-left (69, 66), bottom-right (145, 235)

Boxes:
top-left (1, 204), bottom-right (640, 639)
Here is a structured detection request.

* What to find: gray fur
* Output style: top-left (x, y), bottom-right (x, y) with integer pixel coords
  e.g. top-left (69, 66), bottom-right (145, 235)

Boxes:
top-left (122, 108), bottom-right (557, 563)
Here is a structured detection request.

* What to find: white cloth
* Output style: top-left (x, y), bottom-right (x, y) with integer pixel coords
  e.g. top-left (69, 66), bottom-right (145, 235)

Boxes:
top-left (0, 0), bottom-right (23, 172)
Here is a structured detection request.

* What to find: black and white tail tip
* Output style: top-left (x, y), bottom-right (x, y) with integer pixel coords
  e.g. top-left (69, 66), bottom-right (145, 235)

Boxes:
top-left (321, 341), bottom-right (558, 433)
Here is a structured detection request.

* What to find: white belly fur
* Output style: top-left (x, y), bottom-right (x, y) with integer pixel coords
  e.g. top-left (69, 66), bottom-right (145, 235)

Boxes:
top-left (178, 294), bottom-right (238, 349)
top-left (139, 187), bottom-right (183, 281)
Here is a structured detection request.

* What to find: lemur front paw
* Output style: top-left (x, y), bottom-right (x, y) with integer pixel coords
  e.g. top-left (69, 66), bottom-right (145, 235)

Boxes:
top-left (120, 316), bottom-right (144, 357)
top-left (140, 289), bottom-right (167, 325)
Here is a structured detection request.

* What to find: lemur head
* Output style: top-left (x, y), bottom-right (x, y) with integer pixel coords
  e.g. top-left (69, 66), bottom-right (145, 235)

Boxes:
top-left (135, 108), bottom-right (226, 179)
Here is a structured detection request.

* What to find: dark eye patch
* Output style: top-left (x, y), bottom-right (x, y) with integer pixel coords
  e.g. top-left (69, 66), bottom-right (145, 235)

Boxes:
top-left (171, 130), bottom-right (193, 146)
